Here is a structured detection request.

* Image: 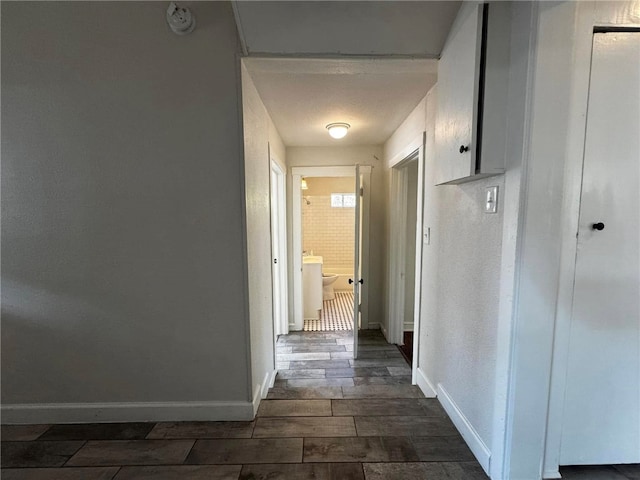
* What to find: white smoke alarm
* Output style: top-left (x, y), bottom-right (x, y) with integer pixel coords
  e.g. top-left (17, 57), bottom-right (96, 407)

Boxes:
top-left (166, 2), bottom-right (196, 35)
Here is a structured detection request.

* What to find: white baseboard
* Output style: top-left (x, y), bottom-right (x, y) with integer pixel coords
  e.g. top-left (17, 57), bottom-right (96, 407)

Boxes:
top-left (437, 383), bottom-right (491, 474)
top-left (1, 400), bottom-right (254, 424)
top-left (366, 322), bottom-right (381, 330)
top-left (252, 369), bottom-right (277, 416)
top-left (380, 323), bottom-right (389, 342)
top-left (403, 322), bottom-right (414, 332)
top-left (543, 470), bottom-right (562, 479)
top-left (415, 367), bottom-right (437, 397)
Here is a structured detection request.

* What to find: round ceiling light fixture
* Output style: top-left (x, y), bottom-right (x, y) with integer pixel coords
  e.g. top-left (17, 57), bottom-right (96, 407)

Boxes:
top-left (326, 122), bottom-right (350, 139)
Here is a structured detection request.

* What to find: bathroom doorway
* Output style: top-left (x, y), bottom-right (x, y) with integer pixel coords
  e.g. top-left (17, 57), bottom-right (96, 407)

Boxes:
top-left (291, 166), bottom-right (371, 337)
top-left (301, 175), bottom-right (355, 331)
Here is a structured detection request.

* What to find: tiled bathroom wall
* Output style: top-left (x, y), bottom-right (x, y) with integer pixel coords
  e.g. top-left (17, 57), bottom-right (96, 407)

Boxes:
top-left (302, 195), bottom-right (355, 269)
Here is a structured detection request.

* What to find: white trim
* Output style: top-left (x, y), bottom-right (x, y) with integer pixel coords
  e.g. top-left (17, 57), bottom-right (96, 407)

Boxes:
top-left (253, 369), bottom-right (277, 415)
top-left (415, 367), bottom-right (437, 398)
top-left (490, 3), bottom-right (538, 479)
top-left (386, 134), bottom-right (425, 370)
top-left (380, 322), bottom-right (389, 341)
top-left (270, 158), bottom-right (289, 338)
top-left (291, 165), bottom-right (371, 332)
top-left (387, 133), bottom-right (424, 169)
top-left (403, 322), bottom-right (414, 332)
top-left (2, 401), bottom-right (255, 424)
top-left (438, 383), bottom-right (491, 474)
top-left (411, 135), bottom-right (426, 386)
top-left (543, 470), bottom-right (562, 480)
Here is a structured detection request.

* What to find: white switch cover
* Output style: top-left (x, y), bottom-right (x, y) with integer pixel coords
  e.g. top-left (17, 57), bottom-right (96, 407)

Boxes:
top-left (485, 186), bottom-right (498, 214)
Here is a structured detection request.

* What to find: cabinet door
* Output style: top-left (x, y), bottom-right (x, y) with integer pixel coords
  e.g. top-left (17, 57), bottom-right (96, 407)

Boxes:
top-left (435, 2), bottom-right (483, 185)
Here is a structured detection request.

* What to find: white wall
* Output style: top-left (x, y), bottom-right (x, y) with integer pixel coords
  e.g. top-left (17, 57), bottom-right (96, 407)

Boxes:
top-left (383, 3), bottom-right (536, 475)
top-left (1, 2), bottom-right (254, 422)
top-left (241, 63), bottom-right (286, 410)
top-left (505, 2), bottom-right (640, 478)
top-left (286, 146), bottom-right (385, 328)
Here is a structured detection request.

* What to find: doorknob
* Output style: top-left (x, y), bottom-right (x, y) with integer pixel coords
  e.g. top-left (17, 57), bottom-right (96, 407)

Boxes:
top-left (459, 145), bottom-right (470, 153)
top-left (274, 258), bottom-right (278, 264)
top-left (348, 279), bottom-right (364, 285)
top-left (592, 222), bottom-right (605, 231)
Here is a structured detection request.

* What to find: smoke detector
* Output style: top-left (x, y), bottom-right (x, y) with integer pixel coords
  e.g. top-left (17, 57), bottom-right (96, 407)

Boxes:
top-left (166, 2), bottom-right (196, 35)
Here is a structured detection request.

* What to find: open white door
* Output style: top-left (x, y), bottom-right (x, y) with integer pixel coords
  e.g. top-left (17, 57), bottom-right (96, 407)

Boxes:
top-left (270, 160), bottom-right (288, 339)
top-left (352, 165), bottom-right (364, 358)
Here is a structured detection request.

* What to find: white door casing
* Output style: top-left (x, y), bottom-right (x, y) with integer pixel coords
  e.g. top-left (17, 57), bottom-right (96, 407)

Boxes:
top-left (291, 166), bottom-right (371, 331)
top-left (558, 31), bottom-right (640, 465)
top-left (270, 160), bottom-right (288, 338)
top-left (352, 166), bottom-right (364, 358)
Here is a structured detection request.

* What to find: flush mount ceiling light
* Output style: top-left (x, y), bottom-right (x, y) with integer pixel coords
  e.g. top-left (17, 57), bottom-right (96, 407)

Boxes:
top-left (326, 122), bottom-right (350, 139)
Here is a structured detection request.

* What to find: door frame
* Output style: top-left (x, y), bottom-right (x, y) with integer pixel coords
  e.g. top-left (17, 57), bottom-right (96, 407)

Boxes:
top-left (291, 165), bottom-right (371, 331)
top-left (270, 158), bottom-right (288, 338)
top-left (386, 133), bottom-right (425, 385)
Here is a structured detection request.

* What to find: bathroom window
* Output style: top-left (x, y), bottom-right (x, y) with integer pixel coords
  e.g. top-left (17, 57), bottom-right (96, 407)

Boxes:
top-left (331, 193), bottom-right (356, 208)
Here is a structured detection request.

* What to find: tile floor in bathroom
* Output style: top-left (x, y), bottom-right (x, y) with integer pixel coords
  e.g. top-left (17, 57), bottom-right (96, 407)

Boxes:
top-left (2, 330), bottom-right (639, 479)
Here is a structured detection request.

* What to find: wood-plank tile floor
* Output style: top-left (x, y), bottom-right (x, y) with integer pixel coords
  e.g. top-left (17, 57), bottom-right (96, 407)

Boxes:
top-left (2, 330), bottom-right (638, 479)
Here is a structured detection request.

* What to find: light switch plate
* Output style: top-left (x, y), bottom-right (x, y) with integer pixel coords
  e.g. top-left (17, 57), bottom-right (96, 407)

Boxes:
top-left (485, 186), bottom-right (498, 214)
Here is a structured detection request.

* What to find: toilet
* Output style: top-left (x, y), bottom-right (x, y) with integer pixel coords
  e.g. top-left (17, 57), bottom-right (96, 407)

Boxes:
top-left (322, 273), bottom-right (339, 301)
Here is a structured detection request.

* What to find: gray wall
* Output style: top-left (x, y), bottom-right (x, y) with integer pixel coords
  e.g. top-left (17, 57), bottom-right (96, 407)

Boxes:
top-left (1, 2), bottom-right (252, 417)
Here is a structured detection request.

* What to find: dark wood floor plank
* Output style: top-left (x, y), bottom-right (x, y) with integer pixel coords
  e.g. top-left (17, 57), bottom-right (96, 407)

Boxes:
top-left (1, 467), bottom-right (120, 480)
top-left (352, 376), bottom-right (412, 386)
top-left (185, 438), bottom-right (302, 464)
top-left (1, 441), bottom-right (85, 468)
top-left (332, 399), bottom-right (431, 417)
top-left (1, 425), bottom-right (51, 442)
top-left (342, 385), bottom-right (424, 399)
top-left (325, 367), bottom-right (390, 378)
top-left (146, 421), bottom-right (254, 439)
top-left (355, 416), bottom-right (458, 437)
top-left (40, 423), bottom-right (154, 441)
top-left (410, 436), bottom-right (476, 462)
top-left (65, 440), bottom-right (194, 466)
top-left (240, 463), bottom-right (364, 480)
top-left (267, 387), bottom-right (343, 399)
top-left (253, 417), bottom-right (356, 438)
top-left (303, 437), bottom-right (419, 463)
top-left (113, 465), bottom-right (242, 480)
top-left (257, 399), bottom-right (332, 417)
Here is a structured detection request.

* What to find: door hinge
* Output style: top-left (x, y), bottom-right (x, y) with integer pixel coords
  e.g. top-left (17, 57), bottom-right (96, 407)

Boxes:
top-left (360, 187), bottom-right (364, 197)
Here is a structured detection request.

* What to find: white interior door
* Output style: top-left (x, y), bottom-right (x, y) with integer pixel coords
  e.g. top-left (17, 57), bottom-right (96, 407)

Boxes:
top-left (352, 165), bottom-right (364, 358)
top-left (559, 31), bottom-right (640, 465)
top-left (270, 161), bottom-right (288, 338)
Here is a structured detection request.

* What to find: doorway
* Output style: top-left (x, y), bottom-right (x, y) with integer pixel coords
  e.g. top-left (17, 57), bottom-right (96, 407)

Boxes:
top-left (301, 175), bottom-right (356, 332)
top-left (291, 165), bottom-right (372, 357)
top-left (387, 147), bottom-right (424, 371)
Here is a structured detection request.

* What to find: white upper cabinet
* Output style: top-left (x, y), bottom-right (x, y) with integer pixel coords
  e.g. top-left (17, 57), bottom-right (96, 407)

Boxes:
top-left (435, 2), bottom-right (510, 185)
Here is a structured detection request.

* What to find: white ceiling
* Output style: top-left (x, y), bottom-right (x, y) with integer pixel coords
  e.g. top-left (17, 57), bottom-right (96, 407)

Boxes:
top-left (233, 1), bottom-right (461, 57)
top-left (244, 58), bottom-right (438, 146)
